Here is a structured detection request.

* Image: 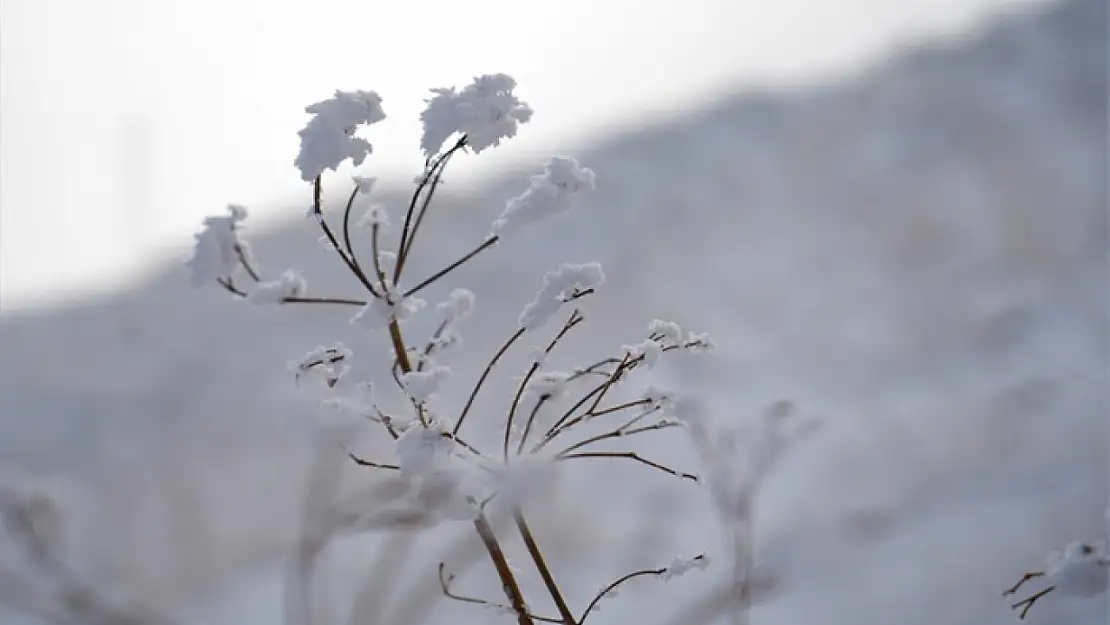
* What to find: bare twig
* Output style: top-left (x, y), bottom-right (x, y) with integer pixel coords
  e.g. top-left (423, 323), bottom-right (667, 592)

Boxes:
top-left (437, 563), bottom-right (562, 624)
top-left (557, 451), bottom-right (699, 482)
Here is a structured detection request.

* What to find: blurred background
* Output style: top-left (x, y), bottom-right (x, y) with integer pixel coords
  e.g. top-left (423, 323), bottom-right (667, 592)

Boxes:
top-left (0, 0), bottom-right (1106, 623)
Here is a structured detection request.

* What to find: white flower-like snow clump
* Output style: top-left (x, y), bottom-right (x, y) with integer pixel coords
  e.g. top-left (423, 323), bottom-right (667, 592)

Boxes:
top-left (622, 339), bottom-right (664, 369)
top-left (492, 157), bottom-right (596, 237)
top-left (420, 73), bottom-right (533, 157)
top-left (518, 263), bottom-right (605, 331)
top-left (295, 89), bottom-right (386, 182)
top-left (246, 270), bottom-right (306, 305)
top-left (1045, 540), bottom-right (1109, 597)
top-left (400, 365), bottom-right (452, 402)
top-left (185, 204), bottom-right (250, 288)
top-left (648, 319), bottom-right (683, 344)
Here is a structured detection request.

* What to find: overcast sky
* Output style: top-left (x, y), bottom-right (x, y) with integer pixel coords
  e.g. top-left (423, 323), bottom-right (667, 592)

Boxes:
top-left (0, 0), bottom-right (1045, 310)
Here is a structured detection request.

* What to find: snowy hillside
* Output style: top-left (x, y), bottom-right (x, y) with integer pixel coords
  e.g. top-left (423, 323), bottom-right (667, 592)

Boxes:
top-left (0, 0), bottom-right (1105, 623)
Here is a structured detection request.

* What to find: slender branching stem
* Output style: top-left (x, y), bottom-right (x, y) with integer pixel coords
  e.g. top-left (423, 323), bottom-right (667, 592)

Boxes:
top-left (558, 451), bottom-right (699, 482)
top-left (313, 176), bottom-right (381, 298)
top-left (516, 312), bottom-right (585, 456)
top-left (404, 236), bottom-right (499, 298)
top-left (455, 327), bottom-right (528, 436)
top-left (216, 278), bottom-right (366, 306)
top-left (438, 563), bottom-right (560, 624)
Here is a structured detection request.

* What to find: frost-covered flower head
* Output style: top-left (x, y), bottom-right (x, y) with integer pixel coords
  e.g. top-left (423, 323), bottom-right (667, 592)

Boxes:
top-left (185, 204), bottom-right (250, 288)
top-left (295, 89), bottom-right (386, 182)
top-left (492, 157), bottom-right (596, 237)
top-left (420, 73), bottom-right (533, 156)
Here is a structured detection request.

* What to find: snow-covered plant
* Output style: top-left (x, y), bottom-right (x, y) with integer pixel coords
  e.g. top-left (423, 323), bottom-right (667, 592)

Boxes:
top-left (1002, 539), bottom-right (1110, 619)
top-left (184, 73), bottom-right (800, 625)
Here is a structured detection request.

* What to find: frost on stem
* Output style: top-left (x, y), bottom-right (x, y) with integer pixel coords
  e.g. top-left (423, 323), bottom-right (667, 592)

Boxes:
top-left (246, 270), bottom-right (307, 305)
top-left (185, 204), bottom-right (251, 287)
top-left (289, 343), bottom-right (353, 389)
top-left (294, 89), bottom-right (386, 182)
top-left (420, 73), bottom-right (533, 157)
top-left (492, 157), bottom-right (596, 238)
top-left (351, 174), bottom-right (377, 195)
top-left (661, 554), bottom-right (711, 581)
top-left (357, 203), bottom-right (391, 232)
top-left (519, 262), bottom-right (605, 331)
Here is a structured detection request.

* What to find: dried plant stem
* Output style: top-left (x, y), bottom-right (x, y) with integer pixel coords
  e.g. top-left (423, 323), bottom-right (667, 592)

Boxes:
top-left (513, 509), bottom-right (578, 624)
top-left (385, 305), bottom-right (534, 625)
top-left (473, 512), bottom-right (536, 625)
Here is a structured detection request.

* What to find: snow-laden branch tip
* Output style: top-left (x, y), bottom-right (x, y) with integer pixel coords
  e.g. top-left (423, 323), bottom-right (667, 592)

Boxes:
top-left (352, 174), bottom-right (377, 195)
top-left (518, 263), bottom-right (605, 331)
top-left (420, 73), bottom-right (533, 157)
top-left (660, 554), bottom-right (710, 581)
top-left (357, 203), bottom-right (391, 232)
top-left (247, 270), bottom-right (307, 305)
top-left (1046, 540), bottom-right (1109, 597)
top-left (401, 364), bottom-right (452, 402)
top-left (185, 204), bottom-right (250, 288)
top-left (492, 157), bottom-right (596, 238)
top-left (648, 319), bottom-right (683, 344)
top-left (295, 90), bottom-right (386, 182)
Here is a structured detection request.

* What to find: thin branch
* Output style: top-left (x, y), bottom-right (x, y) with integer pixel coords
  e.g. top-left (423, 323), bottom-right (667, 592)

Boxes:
top-left (557, 451), bottom-right (699, 482)
top-left (503, 314), bottom-right (582, 461)
top-left (578, 568), bottom-right (666, 625)
top-left (395, 136), bottom-right (468, 282)
top-left (404, 236), bottom-right (499, 299)
top-left (454, 327), bottom-right (527, 436)
top-left (513, 509), bottom-right (578, 624)
top-left (401, 141), bottom-right (464, 270)
top-left (312, 175), bottom-right (381, 298)
top-left (345, 452), bottom-right (401, 471)
top-left (341, 184), bottom-right (361, 264)
top-left (516, 312), bottom-right (585, 456)
top-left (235, 244), bottom-right (261, 282)
top-left (552, 415), bottom-right (675, 457)
top-left (1010, 585), bottom-right (1055, 620)
top-left (1002, 571), bottom-right (1045, 597)
top-left (217, 278), bottom-right (365, 306)
top-left (438, 563), bottom-right (561, 624)
top-left (471, 514), bottom-right (536, 625)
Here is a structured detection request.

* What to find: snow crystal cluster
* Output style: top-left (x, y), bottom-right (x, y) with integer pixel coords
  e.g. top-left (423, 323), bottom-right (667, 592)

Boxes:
top-left (518, 262), bottom-right (605, 330)
top-left (184, 204), bottom-right (250, 288)
top-left (492, 156), bottom-right (596, 237)
top-left (420, 73), bottom-right (533, 157)
top-left (294, 89), bottom-right (386, 182)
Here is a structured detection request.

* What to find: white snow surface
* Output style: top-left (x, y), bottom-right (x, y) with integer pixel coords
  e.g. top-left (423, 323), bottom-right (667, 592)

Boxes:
top-left (0, 1), bottom-right (1106, 624)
